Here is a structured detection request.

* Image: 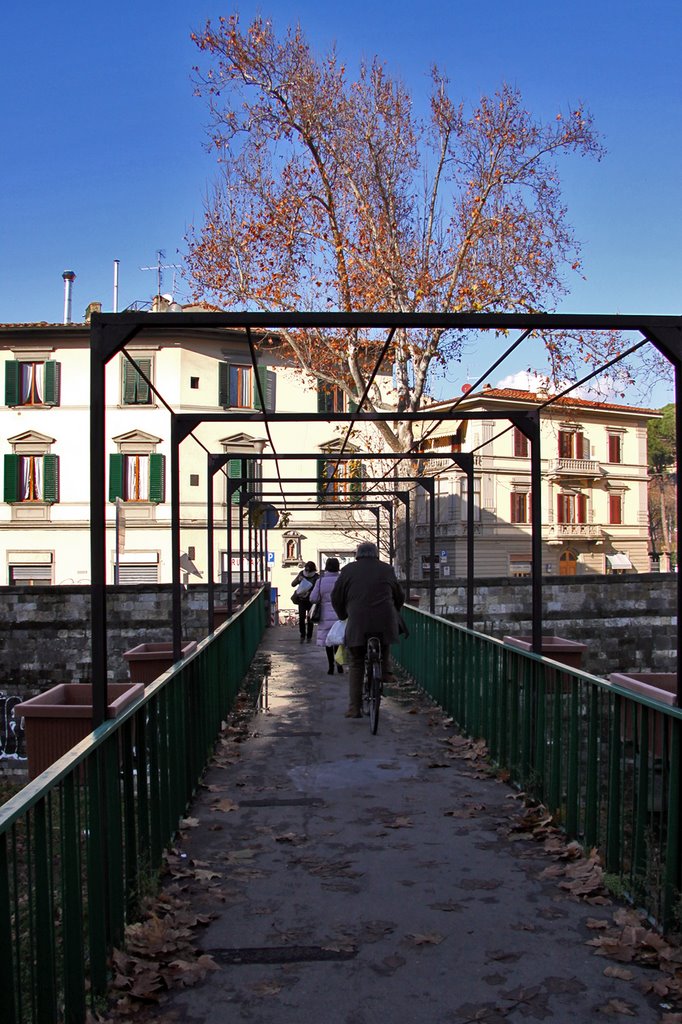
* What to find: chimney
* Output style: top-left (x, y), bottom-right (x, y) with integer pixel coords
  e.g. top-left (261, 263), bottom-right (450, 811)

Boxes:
top-left (62, 270), bottom-right (76, 324)
top-left (85, 301), bottom-right (102, 323)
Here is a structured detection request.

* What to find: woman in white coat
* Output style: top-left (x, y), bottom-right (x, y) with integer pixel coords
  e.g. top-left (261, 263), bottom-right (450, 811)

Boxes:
top-left (309, 557), bottom-right (344, 674)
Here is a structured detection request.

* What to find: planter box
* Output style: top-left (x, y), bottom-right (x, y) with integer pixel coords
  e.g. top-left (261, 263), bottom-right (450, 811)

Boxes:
top-left (123, 641), bottom-right (197, 685)
top-left (14, 682), bottom-right (144, 780)
top-left (213, 606), bottom-right (229, 630)
top-left (503, 635), bottom-right (587, 670)
top-left (608, 672), bottom-right (677, 757)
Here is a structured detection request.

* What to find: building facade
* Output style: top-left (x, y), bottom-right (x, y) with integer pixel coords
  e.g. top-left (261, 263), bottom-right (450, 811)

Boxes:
top-left (0, 314), bottom-right (385, 606)
top-left (412, 386), bottom-right (659, 579)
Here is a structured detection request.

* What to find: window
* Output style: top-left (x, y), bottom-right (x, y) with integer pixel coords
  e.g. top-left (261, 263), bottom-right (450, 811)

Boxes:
top-left (225, 457), bottom-right (263, 505)
top-left (190, 376), bottom-right (200, 389)
top-left (608, 434), bottom-right (622, 463)
top-left (109, 453), bottom-right (165, 503)
top-left (459, 476), bottom-right (481, 521)
top-left (510, 492), bottom-right (530, 524)
top-left (5, 360), bottom-right (61, 407)
top-left (317, 381), bottom-right (357, 414)
top-left (121, 357), bottom-right (153, 405)
top-left (509, 554), bottom-right (532, 578)
top-left (609, 493), bottom-right (623, 525)
top-left (9, 564), bottom-right (53, 585)
top-left (317, 456), bottom-right (364, 502)
top-left (4, 453), bottom-right (59, 503)
top-left (219, 363), bottom-right (276, 411)
top-left (513, 427), bottom-right (529, 458)
top-left (557, 492), bottom-right (587, 524)
top-left (558, 430), bottom-right (587, 460)
top-left (190, 473), bottom-right (199, 487)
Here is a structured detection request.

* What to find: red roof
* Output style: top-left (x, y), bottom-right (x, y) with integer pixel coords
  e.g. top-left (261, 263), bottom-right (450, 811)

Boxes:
top-left (452, 386), bottom-right (660, 417)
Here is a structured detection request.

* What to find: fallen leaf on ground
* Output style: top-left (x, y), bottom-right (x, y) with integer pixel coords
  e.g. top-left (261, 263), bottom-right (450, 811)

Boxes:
top-left (406, 932), bottom-right (445, 946)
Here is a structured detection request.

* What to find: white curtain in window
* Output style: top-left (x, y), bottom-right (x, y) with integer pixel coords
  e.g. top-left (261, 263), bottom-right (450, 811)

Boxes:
top-left (125, 455), bottom-right (149, 500)
top-left (20, 455), bottom-right (42, 500)
top-left (20, 363), bottom-right (43, 403)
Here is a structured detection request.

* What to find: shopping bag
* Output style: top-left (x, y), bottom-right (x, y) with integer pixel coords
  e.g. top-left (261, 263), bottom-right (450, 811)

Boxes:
top-left (295, 578), bottom-right (313, 597)
top-left (334, 644), bottom-right (347, 666)
top-left (310, 603), bottom-right (321, 623)
top-left (326, 618), bottom-right (346, 646)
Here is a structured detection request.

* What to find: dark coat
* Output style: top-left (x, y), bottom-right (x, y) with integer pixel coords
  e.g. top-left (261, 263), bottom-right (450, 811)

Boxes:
top-left (331, 558), bottom-right (404, 647)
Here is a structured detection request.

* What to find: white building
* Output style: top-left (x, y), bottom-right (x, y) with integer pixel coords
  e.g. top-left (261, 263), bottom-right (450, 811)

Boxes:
top-left (412, 385), bottom-right (659, 578)
top-left (0, 310), bottom-right (386, 607)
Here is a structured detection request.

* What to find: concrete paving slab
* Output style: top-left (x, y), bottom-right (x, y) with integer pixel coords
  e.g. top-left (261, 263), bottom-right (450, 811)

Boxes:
top-left (153, 625), bottom-right (663, 1023)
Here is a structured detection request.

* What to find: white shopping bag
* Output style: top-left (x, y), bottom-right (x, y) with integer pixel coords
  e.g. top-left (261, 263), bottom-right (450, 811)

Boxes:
top-left (326, 618), bottom-right (346, 646)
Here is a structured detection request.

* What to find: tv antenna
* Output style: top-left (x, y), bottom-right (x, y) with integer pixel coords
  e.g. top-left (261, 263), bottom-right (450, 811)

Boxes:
top-left (140, 249), bottom-right (181, 297)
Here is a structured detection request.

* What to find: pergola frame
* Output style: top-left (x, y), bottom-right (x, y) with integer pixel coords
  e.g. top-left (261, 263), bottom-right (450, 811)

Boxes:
top-left (90, 311), bottom-right (682, 724)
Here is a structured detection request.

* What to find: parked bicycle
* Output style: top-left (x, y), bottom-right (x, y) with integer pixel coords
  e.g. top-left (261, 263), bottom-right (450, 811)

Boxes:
top-left (362, 634), bottom-right (383, 734)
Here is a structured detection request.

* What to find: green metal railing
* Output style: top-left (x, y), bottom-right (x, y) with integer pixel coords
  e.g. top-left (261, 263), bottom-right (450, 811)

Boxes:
top-left (396, 605), bottom-right (682, 929)
top-left (0, 589), bottom-right (267, 1024)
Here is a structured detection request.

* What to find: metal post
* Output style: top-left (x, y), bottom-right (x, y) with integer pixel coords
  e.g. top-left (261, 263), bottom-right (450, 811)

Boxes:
top-left (207, 457), bottom-right (215, 634)
top-left (89, 330), bottom-right (108, 727)
top-left (170, 417), bottom-right (182, 661)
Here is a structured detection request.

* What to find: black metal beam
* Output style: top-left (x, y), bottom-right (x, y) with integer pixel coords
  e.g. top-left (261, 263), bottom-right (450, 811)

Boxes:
top-left (94, 310), bottom-right (682, 332)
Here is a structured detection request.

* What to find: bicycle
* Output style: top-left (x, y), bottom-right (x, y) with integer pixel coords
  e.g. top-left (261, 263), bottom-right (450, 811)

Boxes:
top-left (362, 635), bottom-right (383, 734)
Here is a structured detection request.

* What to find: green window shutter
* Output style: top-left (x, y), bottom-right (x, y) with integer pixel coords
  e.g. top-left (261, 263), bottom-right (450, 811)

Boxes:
top-left (265, 370), bottom-right (276, 412)
top-left (3, 454), bottom-right (19, 502)
top-left (253, 367), bottom-right (276, 412)
top-left (109, 454), bottom-right (124, 502)
top-left (149, 454), bottom-right (165, 503)
top-left (218, 362), bottom-right (229, 408)
top-left (42, 454), bottom-right (59, 503)
top-left (349, 396), bottom-right (358, 413)
top-left (5, 362), bottom-right (20, 406)
top-left (43, 361), bottom-right (61, 406)
top-left (228, 458), bottom-right (243, 505)
top-left (254, 367), bottom-right (267, 411)
top-left (123, 358), bottom-right (151, 403)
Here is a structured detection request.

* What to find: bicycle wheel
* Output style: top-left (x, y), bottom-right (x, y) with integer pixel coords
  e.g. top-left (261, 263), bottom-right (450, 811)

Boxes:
top-left (361, 658), bottom-right (371, 717)
top-left (368, 656), bottom-right (382, 734)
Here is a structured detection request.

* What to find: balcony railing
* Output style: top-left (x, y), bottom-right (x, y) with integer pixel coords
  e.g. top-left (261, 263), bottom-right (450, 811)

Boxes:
top-left (546, 522), bottom-right (603, 541)
top-left (547, 457), bottom-right (601, 476)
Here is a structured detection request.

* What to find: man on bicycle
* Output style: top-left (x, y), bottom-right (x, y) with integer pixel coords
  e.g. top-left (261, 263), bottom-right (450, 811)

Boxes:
top-left (331, 541), bottom-right (405, 718)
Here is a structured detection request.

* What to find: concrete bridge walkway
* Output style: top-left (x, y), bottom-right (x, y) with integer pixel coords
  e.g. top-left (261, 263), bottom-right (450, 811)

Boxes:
top-left (146, 624), bottom-right (662, 1023)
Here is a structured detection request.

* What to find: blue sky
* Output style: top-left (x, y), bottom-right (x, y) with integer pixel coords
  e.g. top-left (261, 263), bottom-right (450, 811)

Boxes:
top-left (1, 1), bottom-right (680, 404)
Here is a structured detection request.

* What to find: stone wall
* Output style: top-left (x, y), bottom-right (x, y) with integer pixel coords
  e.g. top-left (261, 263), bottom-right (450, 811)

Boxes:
top-left (0, 575), bottom-right (676, 695)
top-left (0, 585), bottom-right (241, 695)
top-left (410, 572), bottom-right (676, 678)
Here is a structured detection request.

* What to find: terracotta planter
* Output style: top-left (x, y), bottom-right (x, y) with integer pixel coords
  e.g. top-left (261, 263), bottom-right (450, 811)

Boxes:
top-left (123, 641), bottom-right (197, 685)
top-left (503, 635), bottom-right (587, 670)
top-left (608, 672), bottom-right (677, 758)
top-left (14, 682), bottom-right (144, 780)
top-left (212, 607), bottom-right (229, 630)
